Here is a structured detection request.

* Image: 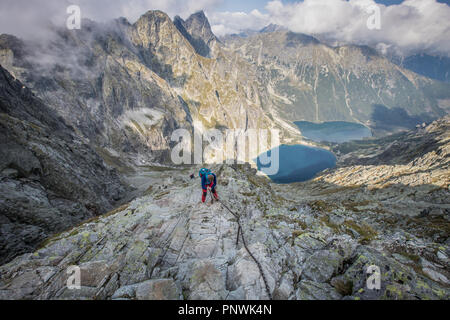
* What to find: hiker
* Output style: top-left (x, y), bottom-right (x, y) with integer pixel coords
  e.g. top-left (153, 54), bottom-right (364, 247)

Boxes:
top-left (197, 168), bottom-right (219, 203)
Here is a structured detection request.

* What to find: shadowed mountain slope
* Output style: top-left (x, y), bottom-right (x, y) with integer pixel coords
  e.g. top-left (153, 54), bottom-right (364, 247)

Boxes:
top-left (0, 65), bottom-right (130, 265)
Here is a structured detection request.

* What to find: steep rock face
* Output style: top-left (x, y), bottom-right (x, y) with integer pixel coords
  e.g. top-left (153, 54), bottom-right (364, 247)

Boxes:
top-left (0, 11), bottom-right (295, 168)
top-left (0, 66), bottom-right (129, 265)
top-left (0, 9), bottom-right (299, 270)
top-left (174, 11), bottom-right (219, 58)
top-left (184, 11), bottom-right (219, 49)
top-left (127, 10), bottom-right (288, 143)
top-left (223, 31), bottom-right (450, 134)
top-left (0, 26), bottom-right (191, 164)
top-left (1, 118), bottom-right (449, 300)
top-left (395, 54), bottom-right (450, 83)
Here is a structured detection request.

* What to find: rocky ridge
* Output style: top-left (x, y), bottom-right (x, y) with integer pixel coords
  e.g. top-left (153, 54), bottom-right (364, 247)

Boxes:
top-left (0, 117), bottom-right (448, 300)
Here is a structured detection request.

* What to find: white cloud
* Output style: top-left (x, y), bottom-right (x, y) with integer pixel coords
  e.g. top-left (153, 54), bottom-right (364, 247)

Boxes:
top-left (0, 0), bottom-right (449, 56)
top-left (263, 0), bottom-right (449, 56)
top-left (0, 0), bottom-right (67, 40)
top-left (209, 9), bottom-right (270, 36)
top-left (207, 0), bottom-right (450, 56)
top-left (0, 0), bottom-right (221, 40)
top-left (73, 0), bottom-right (222, 22)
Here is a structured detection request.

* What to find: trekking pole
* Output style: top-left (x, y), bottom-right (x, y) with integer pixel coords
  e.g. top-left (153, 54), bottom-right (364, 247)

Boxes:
top-left (208, 188), bottom-right (214, 204)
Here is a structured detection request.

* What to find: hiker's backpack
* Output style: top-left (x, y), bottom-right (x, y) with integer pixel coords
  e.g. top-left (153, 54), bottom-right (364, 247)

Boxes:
top-left (199, 168), bottom-right (211, 177)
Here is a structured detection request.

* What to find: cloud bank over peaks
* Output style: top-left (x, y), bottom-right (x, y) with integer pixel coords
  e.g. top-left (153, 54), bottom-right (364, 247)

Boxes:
top-left (0, 0), bottom-right (449, 57)
top-left (209, 9), bottom-right (270, 36)
top-left (209, 0), bottom-right (450, 57)
top-left (0, 0), bottom-right (222, 40)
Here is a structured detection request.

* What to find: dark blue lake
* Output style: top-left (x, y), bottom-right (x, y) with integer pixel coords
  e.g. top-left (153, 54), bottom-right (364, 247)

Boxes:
top-left (294, 121), bottom-right (372, 143)
top-left (256, 144), bottom-right (337, 184)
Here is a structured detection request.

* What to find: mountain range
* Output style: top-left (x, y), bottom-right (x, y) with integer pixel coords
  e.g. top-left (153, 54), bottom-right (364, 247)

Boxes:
top-left (1, 10), bottom-right (449, 162)
top-left (0, 9), bottom-right (449, 300)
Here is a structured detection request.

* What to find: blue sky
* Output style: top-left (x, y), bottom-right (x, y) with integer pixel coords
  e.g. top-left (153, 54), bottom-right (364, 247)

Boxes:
top-left (216, 0), bottom-right (449, 13)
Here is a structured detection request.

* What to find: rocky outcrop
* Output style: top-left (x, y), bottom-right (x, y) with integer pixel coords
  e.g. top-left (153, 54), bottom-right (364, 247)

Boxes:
top-left (1, 116), bottom-right (449, 300)
top-left (0, 65), bottom-right (130, 265)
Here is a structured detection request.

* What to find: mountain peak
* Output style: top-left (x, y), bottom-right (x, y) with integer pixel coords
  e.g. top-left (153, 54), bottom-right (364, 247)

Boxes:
top-left (188, 10), bottom-right (208, 22)
top-left (114, 17), bottom-right (131, 27)
top-left (174, 11), bottom-right (218, 57)
top-left (133, 10), bottom-right (181, 48)
top-left (260, 24), bottom-right (287, 33)
top-left (184, 10), bottom-right (216, 42)
top-left (138, 10), bottom-right (172, 25)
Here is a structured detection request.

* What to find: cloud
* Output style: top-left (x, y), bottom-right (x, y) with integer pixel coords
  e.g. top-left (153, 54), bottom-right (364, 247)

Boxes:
top-left (0, 0), bottom-right (68, 40)
top-left (208, 0), bottom-right (450, 57)
top-left (0, 0), bottom-right (449, 57)
top-left (73, 0), bottom-right (222, 22)
top-left (0, 0), bottom-right (221, 40)
top-left (209, 9), bottom-right (270, 36)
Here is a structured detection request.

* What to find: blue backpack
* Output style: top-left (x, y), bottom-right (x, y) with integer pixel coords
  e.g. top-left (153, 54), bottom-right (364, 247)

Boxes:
top-left (199, 168), bottom-right (211, 177)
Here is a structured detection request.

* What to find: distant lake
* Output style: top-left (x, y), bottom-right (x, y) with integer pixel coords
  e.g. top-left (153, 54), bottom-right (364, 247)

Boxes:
top-left (294, 121), bottom-right (372, 143)
top-left (256, 144), bottom-right (337, 184)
